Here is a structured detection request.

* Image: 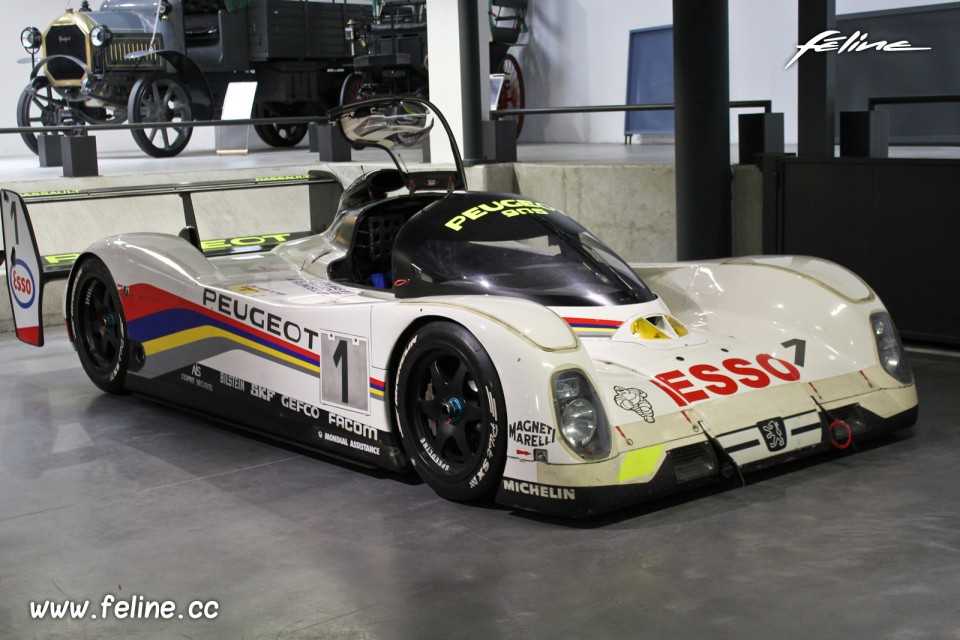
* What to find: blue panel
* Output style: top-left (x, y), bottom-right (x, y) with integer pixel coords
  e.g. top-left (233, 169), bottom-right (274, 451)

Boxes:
top-left (625, 26), bottom-right (674, 136)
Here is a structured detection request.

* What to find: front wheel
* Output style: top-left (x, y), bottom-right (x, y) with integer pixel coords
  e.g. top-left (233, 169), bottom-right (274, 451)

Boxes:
top-left (16, 77), bottom-right (63, 155)
top-left (394, 322), bottom-right (507, 502)
top-left (127, 72), bottom-right (194, 158)
top-left (70, 258), bottom-right (129, 394)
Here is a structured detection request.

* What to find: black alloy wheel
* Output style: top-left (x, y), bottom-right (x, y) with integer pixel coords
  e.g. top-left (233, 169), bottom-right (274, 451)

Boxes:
top-left (70, 258), bottom-right (129, 394)
top-left (395, 322), bottom-right (507, 502)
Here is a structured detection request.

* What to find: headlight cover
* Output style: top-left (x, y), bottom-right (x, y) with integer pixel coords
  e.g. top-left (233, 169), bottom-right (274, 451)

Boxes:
top-left (871, 311), bottom-right (912, 384)
top-left (552, 370), bottom-right (611, 460)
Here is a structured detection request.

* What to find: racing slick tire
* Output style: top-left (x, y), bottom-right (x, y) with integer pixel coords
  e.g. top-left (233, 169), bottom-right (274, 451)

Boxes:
top-left (394, 322), bottom-right (507, 502)
top-left (70, 258), bottom-right (129, 394)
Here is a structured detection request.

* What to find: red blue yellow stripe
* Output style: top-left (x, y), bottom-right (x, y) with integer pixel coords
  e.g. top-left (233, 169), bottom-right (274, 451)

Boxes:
top-left (563, 316), bottom-right (622, 337)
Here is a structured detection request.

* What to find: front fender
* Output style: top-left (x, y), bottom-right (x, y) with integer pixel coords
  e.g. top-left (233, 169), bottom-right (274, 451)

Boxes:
top-left (370, 296), bottom-right (596, 466)
top-left (634, 256), bottom-right (888, 376)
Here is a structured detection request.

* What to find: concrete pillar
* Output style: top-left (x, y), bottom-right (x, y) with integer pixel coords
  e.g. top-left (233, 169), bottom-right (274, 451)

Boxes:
top-left (673, 0), bottom-right (731, 260)
top-left (427, 0), bottom-right (489, 165)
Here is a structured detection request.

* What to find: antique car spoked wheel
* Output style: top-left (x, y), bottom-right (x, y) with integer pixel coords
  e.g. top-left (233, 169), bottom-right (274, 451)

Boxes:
top-left (339, 72), bottom-right (365, 106)
top-left (497, 53), bottom-right (525, 138)
top-left (128, 72), bottom-right (194, 158)
top-left (395, 322), bottom-right (507, 502)
top-left (253, 102), bottom-right (309, 147)
top-left (16, 77), bottom-right (64, 155)
top-left (71, 258), bottom-right (129, 394)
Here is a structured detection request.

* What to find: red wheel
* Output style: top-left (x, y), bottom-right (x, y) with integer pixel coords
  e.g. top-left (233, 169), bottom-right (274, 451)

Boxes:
top-left (497, 53), bottom-right (525, 138)
top-left (340, 72), bottom-right (365, 106)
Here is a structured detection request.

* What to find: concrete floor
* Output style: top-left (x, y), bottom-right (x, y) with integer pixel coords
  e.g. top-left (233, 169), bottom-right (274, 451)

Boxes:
top-left (0, 328), bottom-right (958, 639)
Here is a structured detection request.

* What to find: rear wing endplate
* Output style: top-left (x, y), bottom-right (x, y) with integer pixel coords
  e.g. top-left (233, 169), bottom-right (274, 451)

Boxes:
top-left (1, 190), bottom-right (45, 346)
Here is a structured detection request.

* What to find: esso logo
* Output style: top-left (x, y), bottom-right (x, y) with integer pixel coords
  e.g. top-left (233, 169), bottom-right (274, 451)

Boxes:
top-left (653, 354), bottom-right (801, 408)
top-left (10, 259), bottom-right (36, 309)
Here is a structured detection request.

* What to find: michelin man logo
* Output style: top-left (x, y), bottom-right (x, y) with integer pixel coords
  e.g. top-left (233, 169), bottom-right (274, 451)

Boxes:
top-left (613, 386), bottom-right (656, 423)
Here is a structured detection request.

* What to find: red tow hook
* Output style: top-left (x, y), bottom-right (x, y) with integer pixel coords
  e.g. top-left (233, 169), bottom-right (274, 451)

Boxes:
top-left (829, 420), bottom-right (853, 450)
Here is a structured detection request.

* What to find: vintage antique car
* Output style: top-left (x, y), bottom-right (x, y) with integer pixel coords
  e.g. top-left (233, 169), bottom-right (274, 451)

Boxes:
top-left (2, 98), bottom-right (918, 517)
top-left (17, 0), bottom-right (363, 157)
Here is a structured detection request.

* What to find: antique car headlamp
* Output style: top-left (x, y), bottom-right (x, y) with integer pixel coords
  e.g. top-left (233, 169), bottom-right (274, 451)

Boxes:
top-left (871, 311), bottom-right (912, 384)
top-left (90, 25), bottom-right (112, 48)
top-left (552, 370), bottom-right (611, 460)
top-left (21, 27), bottom-right (42, 54)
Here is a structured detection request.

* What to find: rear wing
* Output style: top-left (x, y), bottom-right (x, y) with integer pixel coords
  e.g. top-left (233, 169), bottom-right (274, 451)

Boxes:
top-left (1, 171), bottom-right (344, 346)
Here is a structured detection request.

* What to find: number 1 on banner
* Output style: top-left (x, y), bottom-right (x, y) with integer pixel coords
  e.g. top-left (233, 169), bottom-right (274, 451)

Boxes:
top-left (321, 333), bottom-right (368, 412)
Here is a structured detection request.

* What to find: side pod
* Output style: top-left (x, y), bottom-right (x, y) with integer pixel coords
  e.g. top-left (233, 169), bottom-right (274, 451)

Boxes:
top-left (1, 190), bottom-right (44, 346)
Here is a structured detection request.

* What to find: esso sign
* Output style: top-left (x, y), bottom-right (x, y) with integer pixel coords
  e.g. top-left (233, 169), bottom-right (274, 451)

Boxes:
top-left (10, 259), bottom-right (35, 309)
top-left (653, 354), bottom-right (801, 407)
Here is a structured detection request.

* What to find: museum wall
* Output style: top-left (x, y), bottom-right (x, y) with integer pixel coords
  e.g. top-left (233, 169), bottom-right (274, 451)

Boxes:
top-left (513, 0), bottom-right (957, 146)
top-left (1, 0), bottom-right (957, 155)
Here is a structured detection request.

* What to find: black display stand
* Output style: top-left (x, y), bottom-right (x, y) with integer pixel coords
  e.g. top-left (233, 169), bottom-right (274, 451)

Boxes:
top-left (482, 120), bottom-right (517, 163)
top-left (38, 134), bottom-right (64, 167)
top-left (738, 113), bottom-right (784, 165)
top-left (309, 123), bottom-right (351, 162)
top-left (840, 111), bottom-right (889, 158)
top-left (61, 135), bottom-right (99, 177)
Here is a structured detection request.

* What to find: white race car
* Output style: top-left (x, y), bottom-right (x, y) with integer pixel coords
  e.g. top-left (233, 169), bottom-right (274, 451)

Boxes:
top-left (2, 98), bottom-right (918, 517)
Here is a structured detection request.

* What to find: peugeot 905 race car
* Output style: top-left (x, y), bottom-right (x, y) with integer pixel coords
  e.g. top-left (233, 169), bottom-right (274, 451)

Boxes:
top-left (2, 98), bottom-right (918, 517)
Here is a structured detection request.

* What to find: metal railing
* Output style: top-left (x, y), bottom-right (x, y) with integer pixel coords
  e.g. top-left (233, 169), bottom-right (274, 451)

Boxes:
top-left (0, 116), bottom-right (328, 137)
top-left (491, 99), bottom-right (772, 118)
top-left (868, 95), bottom-right (960, 110)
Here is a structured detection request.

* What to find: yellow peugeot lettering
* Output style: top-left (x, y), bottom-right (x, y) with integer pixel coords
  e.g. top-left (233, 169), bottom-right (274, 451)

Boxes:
top-left (445, 215), bottom-right (466, 231)
top-left (463, 207), bottom-right (486, 220)
top-left (200, 238), bottom-right (231, 251)
top-left (43, 252), bottom-right (80, 265)
top-left (230, 236), bottom-right (267, 246)
top-left (477, 202), bottom-right (505, 213)
top-left (501, 209), bottom-right (519, 218)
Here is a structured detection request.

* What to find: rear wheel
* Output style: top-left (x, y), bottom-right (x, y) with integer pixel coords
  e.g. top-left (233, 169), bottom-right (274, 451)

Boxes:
top-left (253, 101), bottom-right (309, 147)
top-left (497, 53), bottom-right (525, 138)
top-left (70, 258), bottom-right (129, 394)
top-left (128, 72), bottom-right (194, 158)
top-left (394, 322), bottom-right (507, 502)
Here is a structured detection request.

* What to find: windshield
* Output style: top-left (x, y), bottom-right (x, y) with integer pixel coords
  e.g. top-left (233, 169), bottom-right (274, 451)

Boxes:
top-left (392, 196), bottom-right (656, 306)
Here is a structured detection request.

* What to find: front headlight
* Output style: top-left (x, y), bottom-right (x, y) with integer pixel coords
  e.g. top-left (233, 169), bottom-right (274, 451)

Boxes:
top-left (553, 370), bottom-right (611, 460)
top-left (90, 25), bottom-right (112, 48)
top-left (21, 27), bottom-right (42, 54)
top-left (871, 311), bottom-right (912, 384)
